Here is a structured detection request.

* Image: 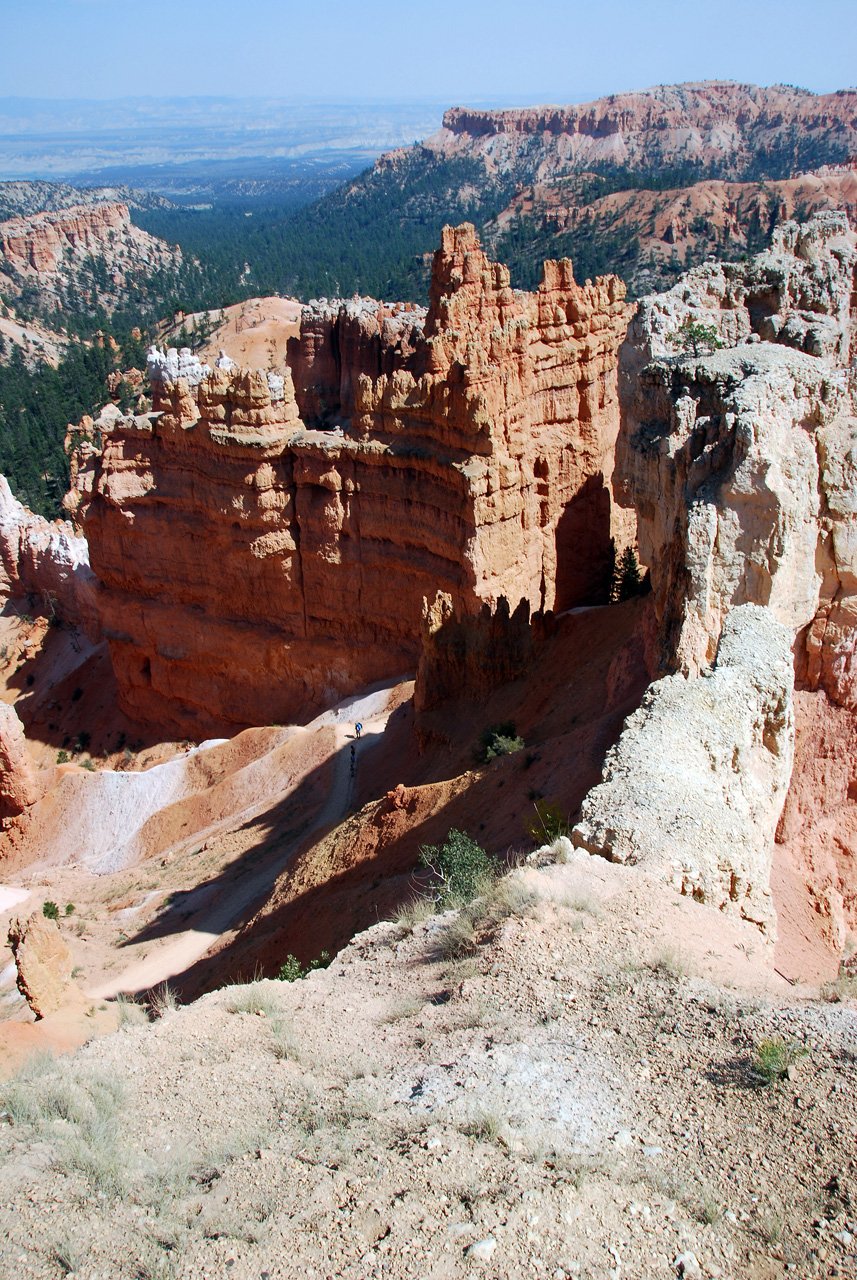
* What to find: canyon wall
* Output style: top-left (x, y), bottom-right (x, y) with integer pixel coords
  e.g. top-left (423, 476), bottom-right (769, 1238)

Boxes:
top-left (0, 201), bottom-right (183, 362)
top-left (433, 84), bottom-right (857, 177)
top-left (616, 212), bottom-right (857, 689)
top-left (74, 224), bottom-right (630, 734)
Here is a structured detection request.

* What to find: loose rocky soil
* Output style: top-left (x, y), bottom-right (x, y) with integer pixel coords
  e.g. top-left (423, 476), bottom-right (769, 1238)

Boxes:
top-left (1, 850), bottom-right (855, 1280)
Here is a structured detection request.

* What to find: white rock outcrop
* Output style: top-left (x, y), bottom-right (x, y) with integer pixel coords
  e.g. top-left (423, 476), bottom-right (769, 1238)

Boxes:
top-left (616, 213), bottom-right (857, 712)
top-left (0, 476), bottom-right (99, 634)
top-left (572, 605), bottom-right (794, 937)
top-left (146, 345), bottom-right (211, 387)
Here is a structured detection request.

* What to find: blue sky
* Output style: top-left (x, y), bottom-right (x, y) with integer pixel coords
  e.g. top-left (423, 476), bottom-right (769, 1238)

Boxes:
top-left (2, 0), bottom-right (854, 103)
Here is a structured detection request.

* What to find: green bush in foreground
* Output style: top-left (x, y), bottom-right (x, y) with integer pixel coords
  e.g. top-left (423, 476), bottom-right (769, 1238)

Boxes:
top-left (419, 829), bottom-right (495, 908)
top-left (42, 901), bottom-right (60, 921)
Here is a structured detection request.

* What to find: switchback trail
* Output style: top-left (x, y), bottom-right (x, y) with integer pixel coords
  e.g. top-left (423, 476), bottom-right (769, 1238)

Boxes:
top-left (88, 683), bottom-right (399, 999)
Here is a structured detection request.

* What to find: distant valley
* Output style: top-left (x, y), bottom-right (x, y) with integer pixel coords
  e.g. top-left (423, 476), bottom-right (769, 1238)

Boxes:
top-left (2, 79), bottom-right (857, 520)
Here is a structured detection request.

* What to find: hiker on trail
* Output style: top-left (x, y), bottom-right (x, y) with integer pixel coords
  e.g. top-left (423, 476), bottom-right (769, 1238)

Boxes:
top-left (355, 722), bottom-right (362, 739)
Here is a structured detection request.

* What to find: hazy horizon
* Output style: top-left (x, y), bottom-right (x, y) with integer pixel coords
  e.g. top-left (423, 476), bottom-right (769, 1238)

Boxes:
top-left (1, 0), bottom-right (854, 103)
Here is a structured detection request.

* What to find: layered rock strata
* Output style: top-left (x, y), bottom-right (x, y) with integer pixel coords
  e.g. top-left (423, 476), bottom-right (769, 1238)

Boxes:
top-left (432, 84), bottom-right (857, 179)
top-left (74, 224), bottom-right (630, 733)
top-left (573, 605), bottom-right (793, 938)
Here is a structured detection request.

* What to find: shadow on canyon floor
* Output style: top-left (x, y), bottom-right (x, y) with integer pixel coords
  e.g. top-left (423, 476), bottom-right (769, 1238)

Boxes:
top-left (122, 598), bottom-right (656, 1002)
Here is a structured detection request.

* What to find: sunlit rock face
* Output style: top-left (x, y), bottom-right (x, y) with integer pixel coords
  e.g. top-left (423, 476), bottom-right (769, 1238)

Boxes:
top-left (74, 224), bottom-right (631, 735)
top-left (591, 211), bottom-right (857, 940)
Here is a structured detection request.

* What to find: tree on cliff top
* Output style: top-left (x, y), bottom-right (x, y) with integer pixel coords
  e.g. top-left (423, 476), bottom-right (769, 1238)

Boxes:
top-left (666, 318), bottom-right (724, 357)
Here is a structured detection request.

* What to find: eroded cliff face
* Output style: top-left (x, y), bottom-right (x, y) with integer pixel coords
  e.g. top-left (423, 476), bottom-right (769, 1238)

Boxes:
top-left (581, 211), bottom-right (857, 945)
top-left (616, 212), bottom-right (857, 695)
top-left (0, 202), bottom-right (182, 362)
top-left (573, 605), bottom-right (794, 939)
top-left (74, 224), bottom-right (630, 734)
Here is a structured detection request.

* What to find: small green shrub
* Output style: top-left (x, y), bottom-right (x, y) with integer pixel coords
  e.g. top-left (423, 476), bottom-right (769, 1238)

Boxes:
top-left (42, 900), bottom-right (60, 921)
top-left (475, 721), bottom-right (523, 764)
top-left (64, 903), bottom-right (75, 916)
top-left (666, 317), bottom-right (724, 356)
top-left (524, 800), bottom-right (569, 844)
top-left (56, 749), bottom-right (69, 765)
top-left (419, 829), bottom-right (495, 907)
top-left (752, 1035), bottom-right (806, 1086)
top-left (277, 951), bottom-right (330, 983)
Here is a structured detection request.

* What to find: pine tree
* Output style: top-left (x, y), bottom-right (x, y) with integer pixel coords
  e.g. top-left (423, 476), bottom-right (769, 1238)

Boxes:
top-left (617, 547), bottom-right (642, 601)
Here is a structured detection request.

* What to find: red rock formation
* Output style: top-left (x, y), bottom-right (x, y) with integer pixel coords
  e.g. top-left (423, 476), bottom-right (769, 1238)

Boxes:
top-left (289, 299), bottom-right (425, 425)
top-left (75, 225), bottom-right (630, 735)
top-left (415, 591), bottom-right (537, 719)
top-left (0, 703), bottom-right (40, 820)
top-left (492, 164), bottom-right (857, 298)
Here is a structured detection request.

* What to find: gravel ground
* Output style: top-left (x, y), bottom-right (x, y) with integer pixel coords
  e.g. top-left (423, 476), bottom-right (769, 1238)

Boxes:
top-left (0, 850), bottom-right (855, 1280)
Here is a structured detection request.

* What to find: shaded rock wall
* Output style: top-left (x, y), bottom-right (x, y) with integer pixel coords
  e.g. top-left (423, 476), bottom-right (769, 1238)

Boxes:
top-left (415, 590), bottom-right (537, 718)
top-left (76, 224), bottom-right (630, 735)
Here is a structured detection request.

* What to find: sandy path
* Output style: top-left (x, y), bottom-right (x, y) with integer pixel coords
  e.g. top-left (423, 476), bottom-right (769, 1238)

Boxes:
top-left (88, 689), bottom-right (396, 999)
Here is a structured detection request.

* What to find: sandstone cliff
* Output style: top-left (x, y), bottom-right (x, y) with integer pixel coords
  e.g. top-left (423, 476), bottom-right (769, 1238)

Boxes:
top-left (72, 225), bottom-right (630, 734)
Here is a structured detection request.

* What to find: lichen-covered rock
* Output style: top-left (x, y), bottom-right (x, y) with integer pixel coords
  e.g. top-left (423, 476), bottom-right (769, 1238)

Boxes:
top-left (7, 912), bottom-right (80, 1019)
top-left (572, 605), bottom-right (794, 936)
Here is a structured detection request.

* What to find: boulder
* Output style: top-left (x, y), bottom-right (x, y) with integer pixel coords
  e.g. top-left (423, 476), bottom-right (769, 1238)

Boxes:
top-left (7, 912), bottom-right (81, 1019)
